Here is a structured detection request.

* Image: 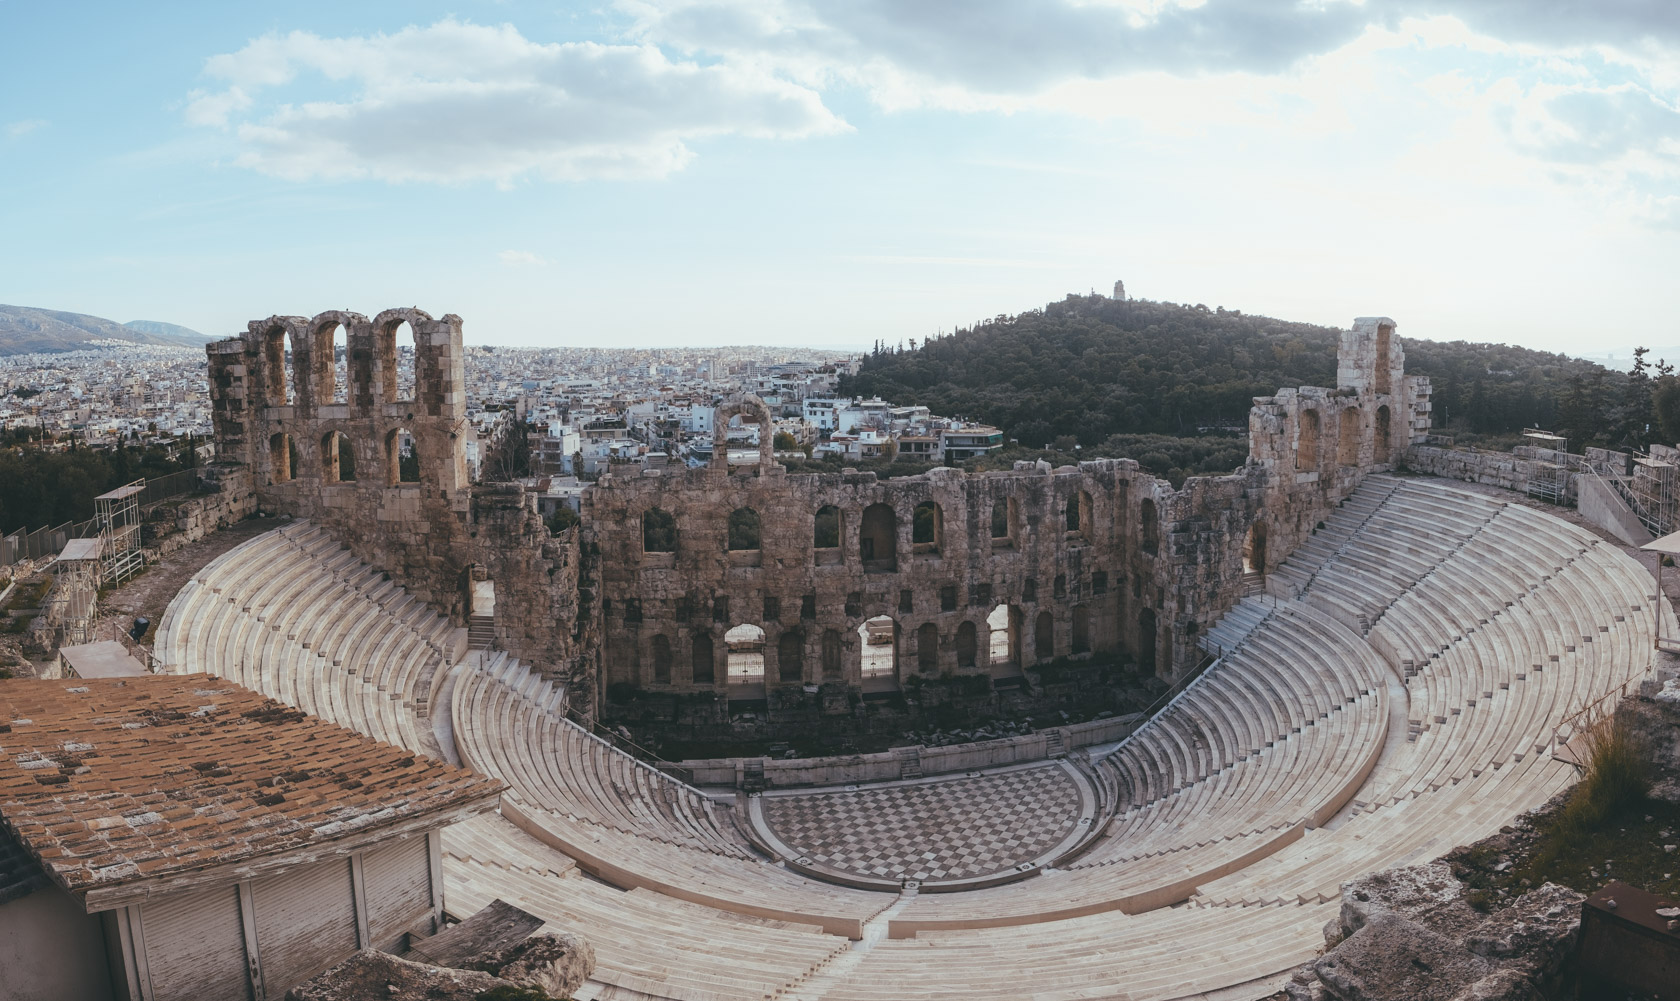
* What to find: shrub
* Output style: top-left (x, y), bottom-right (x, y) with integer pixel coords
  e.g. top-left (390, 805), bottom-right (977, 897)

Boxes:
top-left (1559, 716), bottom-right (1648, 837)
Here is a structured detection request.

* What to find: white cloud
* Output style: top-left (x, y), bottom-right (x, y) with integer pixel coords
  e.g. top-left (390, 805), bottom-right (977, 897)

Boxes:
top-left (499, 249), bottom-right (550, 266)
top-left (6, 119), bottom-right (46, 138)
top-left (188, 19), bottom-right (848, 184)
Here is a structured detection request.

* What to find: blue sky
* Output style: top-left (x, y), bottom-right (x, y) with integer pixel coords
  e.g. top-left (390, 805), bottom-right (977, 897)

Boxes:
top-left (3, 2), bottom-right (1679, 352)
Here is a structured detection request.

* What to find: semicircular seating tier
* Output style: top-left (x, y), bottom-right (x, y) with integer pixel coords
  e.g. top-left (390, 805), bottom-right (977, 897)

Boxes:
top-left (152, 475), bottom-right (1666, 1001)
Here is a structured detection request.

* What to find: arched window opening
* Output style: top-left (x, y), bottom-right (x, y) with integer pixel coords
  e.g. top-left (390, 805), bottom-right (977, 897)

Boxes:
top-left (316, 322), bottom-right (348, 405)
top-left (269, 432), bottom-right (294, 484)
top-left (1375, 405), bottom-right (1393, 464)
top-left (691, 633), bottom-right (715, 685)
top-left (392, 320), bottom-right (416, 403)
top-left (1244, 520), bottom-right (1268, 576)
top-left (1138, 608), bottom-right (1158, 671)
top-left (1140, 498), bottom-right (1158, 555)
top-left (1071, 606), bottom-right (1091, 654)
top-left (1375, 323), bottom-right (1393, 396)
top-left (990, 498), bottom-right (1013, 546)
top-left (821, 629), bottom-right (842, 680)
top-left (777, 630), bottom-right (804, 683)
top-left (916, 622), bottom-right (939, 672)
top-left (263, 327), bottom-right (295, 406)
top-left (1297, 409), bottom-right (1320, 471)
top-left (727, 508), bottom-right (761, 551)
top-left (956, 621), bottom-right (978, 668)
top-left (387, 429), bottom-right (420, 484)
top-left (1338, 409), bottom-right (1361, 466)
top-left (651, 635), bottom-right (673, 684)
top-left (858, 614), bottom-right (898, 691)
top-left (860, 503), bottom-right (897, 572)
top-left (321, 431), bottom-right (356, 483)
top-left (912, 501), bottom-right (942, 555)
top-left (814, 505), bottom-right (841, 557)
top-left (1065, 491), bottom-right (1092, 535)
top-left (725, 623), bottom-right (765, 697)
top-left (642, 508), bottom-right (677, 554)
top-left (1034, 610), bottom-right (1055, 662)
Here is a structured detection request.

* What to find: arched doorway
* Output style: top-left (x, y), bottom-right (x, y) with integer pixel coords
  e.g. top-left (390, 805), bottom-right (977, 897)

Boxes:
top-left (725, 623), bottom-right (766, 701)
top-left (858, 614), bottom-right (899, 693)
top-left (1244, 520), bottom-right (1268, 576)
top-left (860, 504), bottom-right (897, 572)
top-left (1034, 610), bottom-right (1055, 662)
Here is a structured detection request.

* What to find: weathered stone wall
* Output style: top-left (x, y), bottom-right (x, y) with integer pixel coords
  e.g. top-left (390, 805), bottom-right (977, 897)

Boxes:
top-left (141, 464), bottom-right (258, 560)
top-left (1403, 444), bottom-right (1581, 502)
top-left (207, 309), bottom-right (1422, 716)
top-left (205, 309), bottom-right (589, 689)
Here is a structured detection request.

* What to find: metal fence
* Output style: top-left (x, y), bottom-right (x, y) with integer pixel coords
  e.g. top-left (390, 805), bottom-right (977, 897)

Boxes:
top-left (2, 469), bottom-right (199, 569)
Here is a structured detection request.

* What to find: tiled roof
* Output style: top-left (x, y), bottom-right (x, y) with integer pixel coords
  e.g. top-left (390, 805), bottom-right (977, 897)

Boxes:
top-left (0, 674), bottom-right (502, 894)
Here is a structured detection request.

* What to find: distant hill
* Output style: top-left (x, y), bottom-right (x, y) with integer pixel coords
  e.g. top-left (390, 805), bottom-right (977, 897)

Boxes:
top-left (838, 293), bottom-right (1608, 446)
top-left (0, 305), bottom-right (213, 356)
top-left (123, 319), bottom-right (209, 342)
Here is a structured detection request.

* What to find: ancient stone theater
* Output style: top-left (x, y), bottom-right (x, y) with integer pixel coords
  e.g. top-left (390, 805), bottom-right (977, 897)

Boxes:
top-left (120, 307), bottom-right (1666, 998)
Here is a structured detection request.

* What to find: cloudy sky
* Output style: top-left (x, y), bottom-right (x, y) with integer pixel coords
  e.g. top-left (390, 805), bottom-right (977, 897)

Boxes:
top-left (3, 1), bottom-right (1678, 353)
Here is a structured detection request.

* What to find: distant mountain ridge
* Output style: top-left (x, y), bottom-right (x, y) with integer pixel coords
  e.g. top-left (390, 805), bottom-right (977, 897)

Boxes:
top-left (0, 305), bottom-right (212, 356)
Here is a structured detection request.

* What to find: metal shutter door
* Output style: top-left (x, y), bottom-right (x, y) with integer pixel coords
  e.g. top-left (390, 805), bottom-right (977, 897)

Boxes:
top-left (252, 859), bottom-right (358, 999)
top-left (142, 885), bottom-right (251, 1001)
top-left (362, 835), bottom-right (433, 952)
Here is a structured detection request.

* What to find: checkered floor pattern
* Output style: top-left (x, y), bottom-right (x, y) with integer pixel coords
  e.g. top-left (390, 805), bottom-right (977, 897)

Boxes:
top-left (760, 765), bottom-right (1081, 882)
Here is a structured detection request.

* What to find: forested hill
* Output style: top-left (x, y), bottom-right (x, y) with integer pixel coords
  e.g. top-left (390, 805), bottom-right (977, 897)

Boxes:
top-left (837, 294), bottom-right (1606, 447)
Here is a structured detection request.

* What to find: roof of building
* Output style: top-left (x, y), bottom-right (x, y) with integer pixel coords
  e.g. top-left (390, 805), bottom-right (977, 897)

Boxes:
top-left (59, 641), bottom-right (147, 678)
top-left (0, 674), bottom-right (502, 898)
top-left (59, 538), bottom-right (103, 562)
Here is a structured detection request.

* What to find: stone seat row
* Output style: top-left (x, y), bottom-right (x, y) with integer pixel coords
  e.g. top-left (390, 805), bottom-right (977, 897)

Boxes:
top-left (444, 814), bottom-right (853, 1001)
top-left (448, 654), bottom-right (889, 936)
top-left (155, 522), bottom-right (462, 756)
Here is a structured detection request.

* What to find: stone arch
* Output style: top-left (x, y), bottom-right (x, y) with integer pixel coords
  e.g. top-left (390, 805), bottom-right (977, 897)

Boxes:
top-left (916, 622), bottom-right (939, 672)
top-left (990, 497), bottom-right (1014, 546)
top-left (912, 500), bottom-right (943, 555)
top-left (642, 507), bottom-right (677, 554)
top-left (1298, 409), bottom-right (1321, 471)
top-left (1375, 405), bottom-right (1392, 464)
top-left (309, 310), bottom-right (363, 407)
top-left (821, 629), bottom-right (842, 679)
top-left (1338, 408), bottom-right (1361, 466)
top-left (777, 629), bottom-right (804, 683)
top-left (387, 428), bottom-right (420, 484)
top-left (986, 603), bottom-right (1019, 669)
top-left (1138, 607), bottom-right (1157, 671)
top-left (712, 393), bottom-right (774, 471)
top-left (1072, 605), bottom-right (1091, 654)
top-left (1034, 610), bottom-right (1055, 662)
top-left (259, 321), bottom-right (297, 407)
top-left (372, 307), bottom-right (434, 406)
top-left (269, 432), bottom-right (295, 484)
top-left (726, 507), bottom-right (761, 551)
top-left (321, 431), bottom-right (356, 483)
top-left (1140, 498), bottom-right (1158, 555)
top-left (1066, 490), bottom-right (1092, 536)
top-left (956, 620), bottom-right (978, 668)
top-left (860, 503), bottom-right (897, 571)
top-left (651, 634), bottom-right (673, 684)
top-left (691, 632), bottom-right (715, 685)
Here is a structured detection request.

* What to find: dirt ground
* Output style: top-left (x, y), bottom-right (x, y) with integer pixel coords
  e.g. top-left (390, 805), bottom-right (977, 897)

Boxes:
top-left (99, 517), bottom-right (281, 647)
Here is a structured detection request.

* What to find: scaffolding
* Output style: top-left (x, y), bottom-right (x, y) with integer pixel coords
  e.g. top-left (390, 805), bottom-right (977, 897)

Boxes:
top-left (55, 538), bottom-right (102, 647)
top-left (1522, 429), bottom-right (1569, 504)
top-left (1632, 448), bottom-right (1680, 538)
top-left (95, 480), bottom-right (145, 585)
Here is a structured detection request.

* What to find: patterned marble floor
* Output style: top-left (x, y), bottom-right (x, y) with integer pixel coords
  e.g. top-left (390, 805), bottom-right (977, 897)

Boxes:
top-left (759, 764), bottom-right (1082, 882)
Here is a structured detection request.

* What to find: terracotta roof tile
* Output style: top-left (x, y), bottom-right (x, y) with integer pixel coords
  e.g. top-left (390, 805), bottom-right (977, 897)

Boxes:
top-left (0, 674), bottom-right (501, 894)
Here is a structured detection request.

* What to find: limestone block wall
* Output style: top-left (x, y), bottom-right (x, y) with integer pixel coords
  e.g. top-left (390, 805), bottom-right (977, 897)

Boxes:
top-left (142, 465), bottom-right (258, 561)
top-left (1404, 444), bottom-right (1580, 503)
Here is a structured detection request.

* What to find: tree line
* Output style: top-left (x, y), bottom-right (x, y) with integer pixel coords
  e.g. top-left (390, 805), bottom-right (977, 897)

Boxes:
top-left (839, 295), bottom-right (1618, 451)
top-left (0, 439), bottom-right (193, 536)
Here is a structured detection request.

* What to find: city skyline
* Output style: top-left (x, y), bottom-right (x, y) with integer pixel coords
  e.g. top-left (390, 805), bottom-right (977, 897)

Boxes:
top-left (3, 2), bottom-right (1678, 352)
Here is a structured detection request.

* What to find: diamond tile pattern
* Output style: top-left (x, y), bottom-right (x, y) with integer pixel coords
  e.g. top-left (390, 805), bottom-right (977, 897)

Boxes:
top-left (761, 765), bottom-right (1080, 882)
